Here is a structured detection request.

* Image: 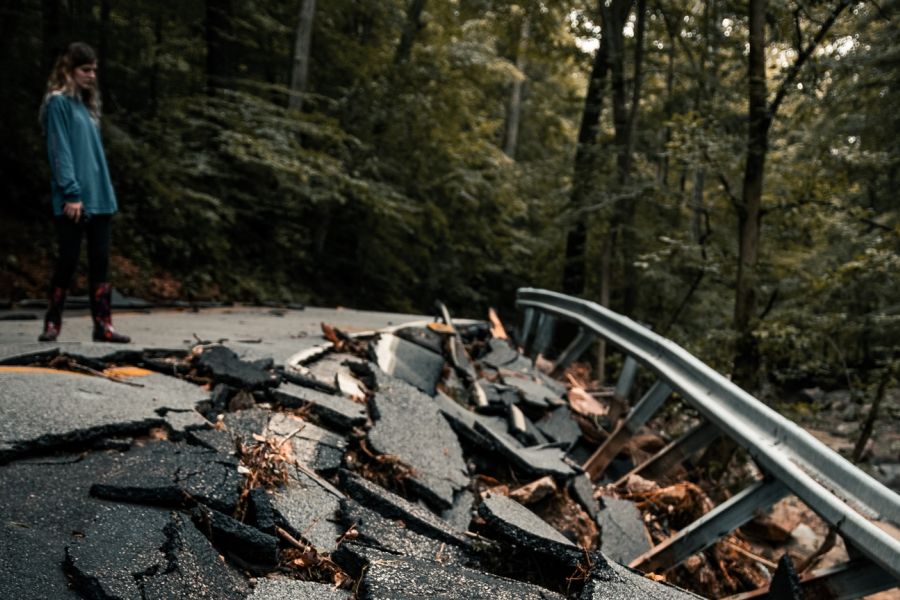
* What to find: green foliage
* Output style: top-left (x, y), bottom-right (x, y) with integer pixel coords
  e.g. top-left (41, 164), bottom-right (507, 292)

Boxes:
top-left (0, 0), bottom-right (896, 389)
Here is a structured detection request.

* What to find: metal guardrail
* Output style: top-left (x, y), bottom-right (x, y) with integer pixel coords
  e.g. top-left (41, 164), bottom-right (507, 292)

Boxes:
top-left (515, 288), bottom-right (900, 598)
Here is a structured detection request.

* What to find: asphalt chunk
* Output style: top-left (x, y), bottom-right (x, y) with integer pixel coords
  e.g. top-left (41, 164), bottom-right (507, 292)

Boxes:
top-left (0, 452), bottom-right (124, 600)
top-left (480, 338), bottom-right (520, 368)
top-left (579, 552), bottom-right (703, 599)
top-left (595, 496), bottom-right (652, 565)
top-left (270, 468), bottom-right (344, 554)
top-left (569, 474), bottom-right (600, 520)
top-left (369, 332), bottom-right (445, 395)
top-left (193, 344), bottom-right (279, 390)
top-left (0, 371), bottom-right (207, 462)
top-left (354, 548), bottom-right (566, 600)
top-left (477, 493), bottom-right (582, 567)
top-left (90, 440), bottom-right (242, 514)
top-left (536, 406), bottom-right (582, 449)
top-left (65, 505), bottom-right (248, 599)
top-left (192, 504), bottom-right (279, 571)
top-left (267, 412), bottom-right (347, 474)
top-left (338, 499), bottom-right (471, 565)
top-left (270, 382), bottom-right (367, 432)
top-left (247, 578), bottom-right (351, 599)
top-left (367, 368), bottom-right (469, 510)
top-left (340, 470), bottom-right (470, 549)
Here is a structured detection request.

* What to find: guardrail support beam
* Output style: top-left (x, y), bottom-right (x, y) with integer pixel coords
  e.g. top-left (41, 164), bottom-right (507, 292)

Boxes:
top-left (584, 380), bottom-right (672, 480)
top-left (629, 478), bottom-right (789, 573)
top-left (723, 559), bottom-right (898, 600)
top-left (616, 420), bottom-right (721, 485)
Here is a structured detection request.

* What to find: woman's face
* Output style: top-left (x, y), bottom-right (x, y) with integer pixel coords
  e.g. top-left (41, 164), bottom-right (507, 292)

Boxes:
top-left (72, 62), bottom-right (98, 90)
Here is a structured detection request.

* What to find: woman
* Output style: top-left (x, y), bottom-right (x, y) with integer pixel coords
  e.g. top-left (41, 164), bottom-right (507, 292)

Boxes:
top-left (38, 42), bottom-right (129, 343)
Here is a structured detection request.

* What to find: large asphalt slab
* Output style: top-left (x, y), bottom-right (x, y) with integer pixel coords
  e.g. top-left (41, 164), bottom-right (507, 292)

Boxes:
top-left (0, 305), bottom-right (424, 365)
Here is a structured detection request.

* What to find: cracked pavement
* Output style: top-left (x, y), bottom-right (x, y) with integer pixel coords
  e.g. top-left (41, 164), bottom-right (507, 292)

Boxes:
top-left (0, 304), bottom-right (701, 599)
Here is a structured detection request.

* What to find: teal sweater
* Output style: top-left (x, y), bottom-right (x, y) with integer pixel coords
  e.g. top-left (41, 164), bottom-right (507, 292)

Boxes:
top-left (43, 93), bottom-right (118, 217)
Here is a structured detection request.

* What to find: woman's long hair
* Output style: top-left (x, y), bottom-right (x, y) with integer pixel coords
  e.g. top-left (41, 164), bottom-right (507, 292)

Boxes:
top-left (40, 42), bottom-right (102, 125)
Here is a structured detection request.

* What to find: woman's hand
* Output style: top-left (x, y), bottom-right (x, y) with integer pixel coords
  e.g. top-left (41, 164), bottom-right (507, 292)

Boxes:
top-left (63, 201), bottom-right (84, 221)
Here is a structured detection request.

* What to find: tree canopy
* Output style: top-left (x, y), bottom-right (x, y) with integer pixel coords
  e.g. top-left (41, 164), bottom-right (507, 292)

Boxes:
top-left (0, 0), bottom-right (897, 391)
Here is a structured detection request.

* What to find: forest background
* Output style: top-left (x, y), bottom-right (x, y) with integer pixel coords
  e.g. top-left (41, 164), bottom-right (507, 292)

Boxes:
top-left (0, 0), bottom-right (897, 397)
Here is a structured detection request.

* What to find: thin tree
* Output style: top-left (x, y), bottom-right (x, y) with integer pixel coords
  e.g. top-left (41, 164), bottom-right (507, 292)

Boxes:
top-left (289, 0), bottom-right (316, 111)
top-left (733, 0), bottom-right (856, 390)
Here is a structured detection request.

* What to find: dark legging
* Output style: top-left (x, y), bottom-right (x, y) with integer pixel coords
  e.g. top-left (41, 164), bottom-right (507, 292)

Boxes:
top-left (50, 214), bottom-right (111, 288)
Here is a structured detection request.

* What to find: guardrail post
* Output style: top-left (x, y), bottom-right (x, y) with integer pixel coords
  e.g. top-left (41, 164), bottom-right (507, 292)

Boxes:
top-left (518, 307), bottom-right (536, 350)
top-left (583, 381), bottom-right (672, 480)
top-left (531, 313), bottom-right (557, 357)
top-left (551, 327), bottom-right (598, 375)
top-left (629, 478), bottom-right (789, 573)
top-left (615, 420), bottom-right (722, 485)
top-left (615, 355), bottom-right (638, 398)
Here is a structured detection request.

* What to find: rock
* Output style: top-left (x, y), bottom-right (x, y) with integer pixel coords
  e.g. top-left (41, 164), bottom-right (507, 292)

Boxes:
top-left (340, 470), bottom-right (470, 549)
top-left (536, 406), bottom-right (582, 449)
top-left (65, 505), bottom-right (248, 599)
top-left (193, 345), bottom-right (279, 390)
top-left (0, 370), bottom-right (207, 462)
top-left (825, 389), bottom-right (852, 412)
top-left (353, 548), bottom-right (566, 600)
top-left (270, 468), bottom-right (344, 554)
top-left (267, 412), bottom-right (347, 474)
top-left (248, 578), bottom-right (351, 599)
top-left (477, 493), bottom-right (581, 567)
top-left (270, 382), bottom-right (367, 432)
top-left (595, 496), bottom-right (653, 565)
top-left (192, 504), bottom-right (279, 571)
top-left (89, 440), bottom-right (243, 513)
top-left (509, 476), bottom-right (558, 505)
top-left (579, 552), bottom-right (703, 599)
top-left (369, 332), bottom-right (445, 396)
top-left (841, 403), bottom-right (861, 422)
top-left (569, 474), bottom-right (600, 520)
top-left (367, 368), bottom-right (469, 510)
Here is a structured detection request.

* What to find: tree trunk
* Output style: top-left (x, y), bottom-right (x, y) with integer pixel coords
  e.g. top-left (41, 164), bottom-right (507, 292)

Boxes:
top-left (98, 0), bottom-right (113, 112)
top-left (732, 0), bottom-right (768, 391)
top-left (394, 0), bottom-right (427, 66)
top-left (205, 0), bottom-right (233, 94)
top-left (503, 16), bottom-right (529, 158)
top-left (563, 0), bottom-right (610, 296)
top-left (42, 0), bottom-right (66, 75)
top-left (288, 0), bottom-right (316, 111)
top-left (148, 4), bottom-right (163, 116)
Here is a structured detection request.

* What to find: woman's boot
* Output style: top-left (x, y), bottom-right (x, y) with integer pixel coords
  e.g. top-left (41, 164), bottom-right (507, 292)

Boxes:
top-left (90, 282), bottom-right (131, 343)
top-left (38, 287), bottom-right (66, 342)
